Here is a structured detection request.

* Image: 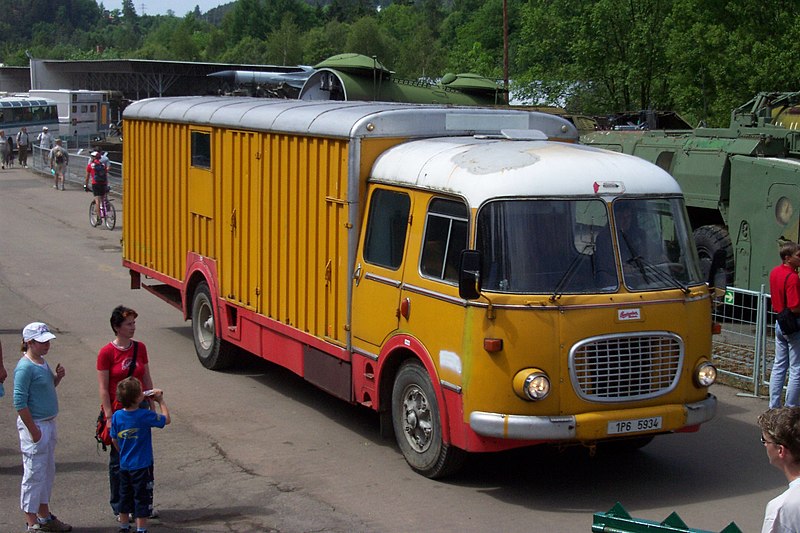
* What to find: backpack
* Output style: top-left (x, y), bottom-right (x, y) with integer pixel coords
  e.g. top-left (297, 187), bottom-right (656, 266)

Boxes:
top-left (54, 149), bottom-right (65, 164)
top-left (93, 161), bottom-right (107, 183)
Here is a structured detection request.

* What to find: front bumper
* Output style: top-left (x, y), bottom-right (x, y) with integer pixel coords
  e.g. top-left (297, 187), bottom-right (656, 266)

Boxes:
top-left (469, 394), bottom-right (717, 441)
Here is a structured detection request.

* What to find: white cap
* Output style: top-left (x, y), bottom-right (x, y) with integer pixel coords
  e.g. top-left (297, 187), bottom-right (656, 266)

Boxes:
top-left (42, 126), bottom-right (48, 131)
top-left (90, 151), bottom-right (99, 158)
top-left (22, 322), bottom-right (56, 343)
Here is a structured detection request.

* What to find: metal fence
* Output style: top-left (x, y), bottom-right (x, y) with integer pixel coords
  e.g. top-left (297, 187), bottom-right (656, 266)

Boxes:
top-left (712, 285), bottom-right (775, 397)
top-left (28, 143), bottom-right (122, 193)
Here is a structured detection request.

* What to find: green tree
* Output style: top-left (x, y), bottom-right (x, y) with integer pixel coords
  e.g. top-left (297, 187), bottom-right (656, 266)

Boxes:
top-left (378, 3), bottom-right (444, 78)
top-left (515, 0), bottom-right (673, 113)
top-left (266, 14), bottom-right (304, 65)
top-left (302, 20), bottom-right (349, 64)
top-left (219, 35), bottom-right (270, 64)
top-left (440, 0), bottom-right (506, 78)
top-left (327, 0), bottom-right (375, 23)
top-left (345, 16), bottom-right (393, 62)
top-left (226, 0), bottom-right (269, 41)
top-left (665, 0), bottom-right (800, 126)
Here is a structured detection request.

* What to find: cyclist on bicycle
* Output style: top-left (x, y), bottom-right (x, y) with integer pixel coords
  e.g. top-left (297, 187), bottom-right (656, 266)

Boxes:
top-left (86, 151), bottom-right (109, 221)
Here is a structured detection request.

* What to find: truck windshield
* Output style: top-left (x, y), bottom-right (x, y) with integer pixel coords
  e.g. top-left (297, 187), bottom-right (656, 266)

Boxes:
top-left (611, 198), bottom-right (703, 291)
top-left (476, 198), bottom-right (703, 294)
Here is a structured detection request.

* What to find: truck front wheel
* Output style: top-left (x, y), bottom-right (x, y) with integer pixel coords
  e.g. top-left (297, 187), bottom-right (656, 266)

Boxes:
top-left (391, 360), bottom-right (466, 478)
top-left (191, 282), bottom-right (234, 370)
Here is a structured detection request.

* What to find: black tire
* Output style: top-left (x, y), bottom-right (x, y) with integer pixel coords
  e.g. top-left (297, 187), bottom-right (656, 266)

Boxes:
top-left (89, 201), bottom-right (100, 227)
top-left (191, 282), bottom-right (234, 370)
top-left (392, 361), bottom-right (466, 478)
top-left (104, 200), bottom-right (116, 230)
top-left (693, 225), bottom-right (733, 286)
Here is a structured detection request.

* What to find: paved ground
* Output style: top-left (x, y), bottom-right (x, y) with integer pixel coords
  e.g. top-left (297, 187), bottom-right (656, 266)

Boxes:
top-left (0, 165), bottom-right (785, 532)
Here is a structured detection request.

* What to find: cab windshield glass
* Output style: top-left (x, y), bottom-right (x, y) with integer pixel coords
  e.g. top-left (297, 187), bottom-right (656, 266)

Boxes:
top-left (475, 197), bottom-right (703, 294)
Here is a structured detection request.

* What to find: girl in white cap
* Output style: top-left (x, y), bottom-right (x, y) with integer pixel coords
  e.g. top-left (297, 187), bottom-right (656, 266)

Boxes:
top-left (13, 322), bottom-right (72, 532)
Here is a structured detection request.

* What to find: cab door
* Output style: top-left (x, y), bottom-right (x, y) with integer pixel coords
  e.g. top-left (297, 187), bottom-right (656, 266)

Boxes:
top-left (351, 187), bottom-right (412, 348)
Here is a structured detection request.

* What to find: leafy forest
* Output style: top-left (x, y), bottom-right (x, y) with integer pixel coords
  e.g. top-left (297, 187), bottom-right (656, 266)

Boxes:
top-left (0, 0), bottom-right (798, 127)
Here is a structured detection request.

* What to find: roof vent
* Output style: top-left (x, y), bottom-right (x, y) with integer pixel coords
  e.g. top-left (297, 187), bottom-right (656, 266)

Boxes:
top-left (500, 129), bottom-right (548, 140)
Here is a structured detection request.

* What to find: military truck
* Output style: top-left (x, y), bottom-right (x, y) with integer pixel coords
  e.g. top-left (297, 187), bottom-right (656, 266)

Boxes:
top-left (583, 92), bottom-right (800, 292)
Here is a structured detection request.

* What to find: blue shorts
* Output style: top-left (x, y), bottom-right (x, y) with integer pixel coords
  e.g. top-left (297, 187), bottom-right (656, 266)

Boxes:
top-left (118, 465), bottom-right (154, 518)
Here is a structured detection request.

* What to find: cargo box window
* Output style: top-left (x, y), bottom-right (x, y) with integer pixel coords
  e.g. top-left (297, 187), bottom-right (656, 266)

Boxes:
top-left (191, 131), bottom-right (211, 169)
top-left (420, 199), bottom-right (469, 282)
top-left (363, 189), bottom-right (410, 270)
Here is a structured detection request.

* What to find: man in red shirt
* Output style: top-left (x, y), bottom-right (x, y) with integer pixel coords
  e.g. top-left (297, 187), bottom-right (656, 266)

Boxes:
top-left (770, 242), bottom-right (800, 408)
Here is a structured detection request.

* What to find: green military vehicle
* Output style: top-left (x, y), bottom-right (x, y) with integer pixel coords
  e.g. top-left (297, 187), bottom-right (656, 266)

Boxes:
top-left (583, 92), bottom-right (800, 292)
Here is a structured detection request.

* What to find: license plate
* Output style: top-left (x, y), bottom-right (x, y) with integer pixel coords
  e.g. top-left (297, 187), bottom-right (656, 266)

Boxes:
top-left (607, 416), bottom-right (662, 435)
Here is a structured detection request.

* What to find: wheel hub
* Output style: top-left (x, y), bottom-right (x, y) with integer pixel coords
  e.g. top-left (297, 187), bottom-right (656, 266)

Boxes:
top-left (402, 386), bottom-right (432, 453)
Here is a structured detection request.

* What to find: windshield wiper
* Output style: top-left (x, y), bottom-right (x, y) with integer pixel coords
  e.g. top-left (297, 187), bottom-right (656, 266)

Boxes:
top-left (550, 247), bottom-right (591, 301)
top-left (626, 256), bottom-right (690, 294)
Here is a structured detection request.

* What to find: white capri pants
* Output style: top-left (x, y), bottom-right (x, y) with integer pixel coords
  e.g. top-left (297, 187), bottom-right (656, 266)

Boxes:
top-left (17, 417), bottom-right (57, 513)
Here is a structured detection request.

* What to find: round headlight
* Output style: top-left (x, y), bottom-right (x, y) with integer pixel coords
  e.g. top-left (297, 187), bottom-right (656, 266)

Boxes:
top-left (523, 373), bottom-right (550, 400)
top-left (513, 368), bottom-right (551, 400)
top-left (694, 361), bottom-right (717, 387)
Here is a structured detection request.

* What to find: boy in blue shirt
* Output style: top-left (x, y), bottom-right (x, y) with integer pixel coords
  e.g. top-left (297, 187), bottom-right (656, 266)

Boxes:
top-left (111, 377), bottom-right (170, 533)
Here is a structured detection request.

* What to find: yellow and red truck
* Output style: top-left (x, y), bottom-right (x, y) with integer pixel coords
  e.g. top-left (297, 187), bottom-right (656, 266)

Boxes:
top-left (122, 97), bottom-right (718, 477)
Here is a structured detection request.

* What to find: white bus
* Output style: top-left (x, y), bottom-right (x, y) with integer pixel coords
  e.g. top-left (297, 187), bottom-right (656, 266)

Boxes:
top-left (0, 96), bottom-right (59, 142)
top-left (29, 89), bottom-right (110, 138)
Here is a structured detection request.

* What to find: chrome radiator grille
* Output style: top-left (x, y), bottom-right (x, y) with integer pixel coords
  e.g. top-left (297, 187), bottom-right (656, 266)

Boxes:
top-left (569, 333), bottom-right (683, 402)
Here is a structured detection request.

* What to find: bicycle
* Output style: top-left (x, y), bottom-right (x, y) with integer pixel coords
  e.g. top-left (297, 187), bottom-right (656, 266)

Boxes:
top-left (89, 185), bottom-right (116, 230)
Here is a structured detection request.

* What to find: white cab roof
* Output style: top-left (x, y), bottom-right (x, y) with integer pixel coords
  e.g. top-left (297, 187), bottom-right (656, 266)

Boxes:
top-left (370, 136), bottom-right (682, 207)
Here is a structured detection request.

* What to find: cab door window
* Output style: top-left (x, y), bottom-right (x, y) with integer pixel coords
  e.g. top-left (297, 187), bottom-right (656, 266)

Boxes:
top-left (420, 198), bottom-right (469, 282)
top-left (363, 189), bottom-right (411, 270)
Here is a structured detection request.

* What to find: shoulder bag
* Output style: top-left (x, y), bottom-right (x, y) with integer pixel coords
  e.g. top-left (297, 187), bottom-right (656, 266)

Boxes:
top-left (777, 272), bottom-right (799, 335)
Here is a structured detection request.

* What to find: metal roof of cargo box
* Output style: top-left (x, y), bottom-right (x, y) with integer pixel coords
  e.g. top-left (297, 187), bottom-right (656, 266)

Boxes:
top-left (123, 96), bottom-right (579, 140)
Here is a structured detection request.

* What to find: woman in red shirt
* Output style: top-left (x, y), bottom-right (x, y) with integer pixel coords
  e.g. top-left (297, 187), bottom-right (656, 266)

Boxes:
top-left (96, 306), bottom-right (155, 520)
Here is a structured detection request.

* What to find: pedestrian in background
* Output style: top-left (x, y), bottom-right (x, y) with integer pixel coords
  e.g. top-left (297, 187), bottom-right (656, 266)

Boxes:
top-left (0, 129), bottom-right (8, 170)
top-left (759, 407), bottom-right (800, 532)
top-left (37, 126), bottom-right (53, 166)
top-left (6, 132), bottom-right (15, 168)
top-left (49, 139), bottom-right (68, 190)
top-left (0, 339), bottom-right (7, 398)
top-left (769, 241), bottom-right (800, 408)
top-left (13, 322), bottom-right (72, 532)
top-left (18, 126), bottom-right (30, 167)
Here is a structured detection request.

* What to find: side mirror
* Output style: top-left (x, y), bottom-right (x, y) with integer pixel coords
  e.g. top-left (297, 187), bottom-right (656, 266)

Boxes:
top-left (459, 250), bottom-right (482, 300)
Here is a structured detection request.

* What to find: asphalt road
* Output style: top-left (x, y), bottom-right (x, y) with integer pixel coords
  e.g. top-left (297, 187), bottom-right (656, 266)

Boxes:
top-left (0, 165), bottom-right (783, 532)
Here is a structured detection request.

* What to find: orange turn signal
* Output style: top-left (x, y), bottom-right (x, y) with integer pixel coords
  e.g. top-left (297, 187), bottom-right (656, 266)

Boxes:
top-left (484, 338), bottom-right (503, 352)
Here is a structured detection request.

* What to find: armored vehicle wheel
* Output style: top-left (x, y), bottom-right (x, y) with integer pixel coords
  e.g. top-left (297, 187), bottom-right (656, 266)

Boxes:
top-left (693, 225), bottom-right (733, 285)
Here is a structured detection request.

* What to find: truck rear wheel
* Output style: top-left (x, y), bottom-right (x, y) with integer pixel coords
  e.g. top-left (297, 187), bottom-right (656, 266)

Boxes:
top-left (693, 225), bottom-right (734, 285)
top-left (191, 282), bottom-right (234, 370)
top-left (392, 360), bottom-right (466, 478)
